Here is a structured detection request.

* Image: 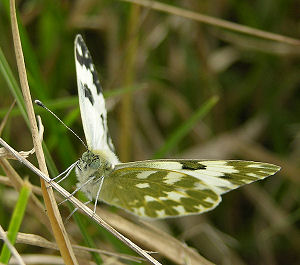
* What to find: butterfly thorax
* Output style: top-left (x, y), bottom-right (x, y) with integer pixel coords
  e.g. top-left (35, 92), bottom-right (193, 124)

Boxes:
top-left (75, 150), bottom-right (115, 200)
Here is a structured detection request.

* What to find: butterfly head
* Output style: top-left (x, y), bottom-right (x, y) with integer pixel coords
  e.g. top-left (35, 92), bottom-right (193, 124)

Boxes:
top-left (76, 150), bottom-right (114, 183)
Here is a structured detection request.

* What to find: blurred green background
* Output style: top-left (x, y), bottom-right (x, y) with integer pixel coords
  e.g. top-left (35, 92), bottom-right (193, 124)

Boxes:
top-left (0, 0), bottom-right (299, 264)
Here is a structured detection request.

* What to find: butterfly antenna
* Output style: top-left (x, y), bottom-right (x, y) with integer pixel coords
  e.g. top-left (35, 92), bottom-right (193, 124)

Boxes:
top-left (35, 100), bottom-right (88, 149)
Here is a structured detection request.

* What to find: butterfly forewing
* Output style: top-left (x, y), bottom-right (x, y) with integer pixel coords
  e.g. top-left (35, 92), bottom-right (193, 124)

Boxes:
top-left (74, 35), bottom-right (116, 155)
top-left (116, 160), bottom-right (280, 195)
top-left (100, 167), bottom-right (221, 218)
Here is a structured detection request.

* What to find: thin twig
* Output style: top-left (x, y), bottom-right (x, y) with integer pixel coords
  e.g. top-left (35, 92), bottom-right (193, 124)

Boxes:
top-left (0, 224), bottom-right (25, 265)
top-left (120, 0), bottom-right (300, 46)
top-left (0, 176), bottom-right (42, 195)
top-left (0, 138), bottom-right (162, 265)
top-left (0, 232), bottom-right (144, 263)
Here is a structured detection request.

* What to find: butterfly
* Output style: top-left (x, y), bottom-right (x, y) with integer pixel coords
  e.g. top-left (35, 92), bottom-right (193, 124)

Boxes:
top-left (74, 34), bottom-right (280, 218)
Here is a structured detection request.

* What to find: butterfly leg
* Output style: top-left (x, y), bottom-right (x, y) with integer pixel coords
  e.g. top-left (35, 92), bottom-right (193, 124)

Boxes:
top-left (58, 176), bottom-right (95, 206)
top-left (92, 176), bottom-right (104, 216)
top-left (65, 200), bottom-right (92, 223)
top-left (48, 161), bottom-right (78, 188)
top-left (57, 161), bottom-right (78, 184)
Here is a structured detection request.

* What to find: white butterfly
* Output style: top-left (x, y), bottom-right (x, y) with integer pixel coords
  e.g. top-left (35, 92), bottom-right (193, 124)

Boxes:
top-left (73, 34), bottom-right (280, 219)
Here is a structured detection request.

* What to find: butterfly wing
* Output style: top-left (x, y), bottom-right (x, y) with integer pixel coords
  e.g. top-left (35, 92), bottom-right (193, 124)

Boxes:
top-left (74, 34), bottom-right (117, 162)
top-left (101, 160), bottom-right (279, 218)
top-left (100, 167), bottom-right (221, 218)
top-left (115, 160), bottom-right (280, 195)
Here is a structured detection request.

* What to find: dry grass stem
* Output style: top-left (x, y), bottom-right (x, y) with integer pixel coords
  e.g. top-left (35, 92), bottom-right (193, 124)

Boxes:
top-left (120, 0), bottom-right (300, 46)
top-left (0, 176), bottom-right (42, 196)
top-left (0, 232), bottom-right (144, 263)
top-left (0, 224), bottom-right (25, 265)
top-left (9, 0), bottom-right (78, 263)
top-left (10, 254), bottom-right (126, 265)
top-left (217, 31), bottom-right (300, 55)
top-left (0, 138), bottom-right (162, 265)
top-left (97, 208), bottom-right (215, 265)
top-left (9, 254), bottom-right (65, 265)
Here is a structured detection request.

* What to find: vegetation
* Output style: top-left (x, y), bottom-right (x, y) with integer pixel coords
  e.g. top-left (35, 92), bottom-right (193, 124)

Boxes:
top-left (0, 0), bottom-right (299, 264)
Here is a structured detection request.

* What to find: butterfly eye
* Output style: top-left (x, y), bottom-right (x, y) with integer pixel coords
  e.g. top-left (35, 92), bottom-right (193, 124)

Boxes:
top-left (90, 159), bottom-right (100, 169)
top-left (82, 151), bottom-right (89, 160)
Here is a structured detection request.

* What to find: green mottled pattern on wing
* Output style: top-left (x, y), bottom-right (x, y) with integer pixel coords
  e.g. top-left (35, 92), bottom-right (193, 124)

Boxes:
top-left (115, 160), bottom-right (280, 195)
top-left (100, 168), bottom-right (221, 218)
top-left (218, 160), bottom-right (279, 189)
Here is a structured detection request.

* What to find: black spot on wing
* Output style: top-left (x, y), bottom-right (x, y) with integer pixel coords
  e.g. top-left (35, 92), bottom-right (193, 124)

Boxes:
top-left (100, 113), bottom-right (115, 152)
top-left (75, 36), bottom-right (92, 69)
top-left (91, 67), bottom-right (102, 95)
top-left (220, 173), bottom-right (246, 185)
top-left (220, 173), bottom-right (234, 180)
top-left (75, 35), bottom-right (102, 95)
top-left (83, 84), bottom-right (94, 105)
top-left (181, 161), bottom-right (206, 170)
top-left (107, 131), bottom-right (115, 152)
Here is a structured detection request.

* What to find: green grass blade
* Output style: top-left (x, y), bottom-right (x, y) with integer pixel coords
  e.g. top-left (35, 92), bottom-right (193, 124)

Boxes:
top-left (72, 211), bottom-right (103, 264)
top-left (153, 95), bottom-right (219, 159)
top-left (104, 84), bottom-right (144, 98)
top-left (0, 182), bottom-right (31, 264)
top-left (0, 46), bottom-right (28, 125)
top-left (42, 142), bottom-right (59, 178)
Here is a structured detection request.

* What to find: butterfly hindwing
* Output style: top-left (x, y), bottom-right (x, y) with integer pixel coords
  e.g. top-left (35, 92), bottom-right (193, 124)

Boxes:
top-left (100, 167), bottom-right (221, 218)
top-left (98, 160), bottom-right (279, 218)
top-left (74, 34), bottom-right (115, 154)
